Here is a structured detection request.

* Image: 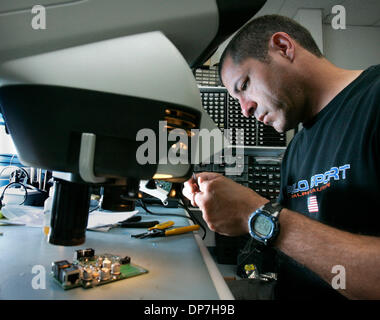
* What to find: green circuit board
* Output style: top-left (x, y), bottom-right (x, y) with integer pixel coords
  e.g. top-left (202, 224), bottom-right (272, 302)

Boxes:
top-left (52, 249), bottom-right (148, 290)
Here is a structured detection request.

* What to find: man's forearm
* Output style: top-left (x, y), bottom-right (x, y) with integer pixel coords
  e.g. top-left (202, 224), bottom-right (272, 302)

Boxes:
top-left (275, 208), bottom-right (380, 299)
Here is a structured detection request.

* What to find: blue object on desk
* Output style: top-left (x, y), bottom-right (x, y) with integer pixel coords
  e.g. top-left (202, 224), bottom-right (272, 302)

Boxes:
top-left (0, 154), bottom-right (21, 165)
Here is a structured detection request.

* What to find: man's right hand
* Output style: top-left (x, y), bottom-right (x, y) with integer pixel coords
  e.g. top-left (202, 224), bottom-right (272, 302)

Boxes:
top-left (183, 172), bottom-right (268, 236)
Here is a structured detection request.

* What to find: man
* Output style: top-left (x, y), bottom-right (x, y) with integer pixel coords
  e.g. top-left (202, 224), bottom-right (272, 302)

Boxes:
top-left (183, 15), bottom-right (380, 300)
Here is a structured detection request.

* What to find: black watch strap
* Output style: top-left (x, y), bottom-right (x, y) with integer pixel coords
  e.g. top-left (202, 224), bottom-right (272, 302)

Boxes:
top-left (261, 200), bottom-right (283, 219)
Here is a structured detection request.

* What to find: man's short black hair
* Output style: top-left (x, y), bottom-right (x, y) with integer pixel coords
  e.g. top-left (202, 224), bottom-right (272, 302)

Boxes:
top-left (219, 14), bottom-right (323, 81)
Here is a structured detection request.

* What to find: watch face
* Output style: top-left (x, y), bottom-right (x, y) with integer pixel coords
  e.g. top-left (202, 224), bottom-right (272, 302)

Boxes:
top-left (253, 215), bottom-right (273, 237)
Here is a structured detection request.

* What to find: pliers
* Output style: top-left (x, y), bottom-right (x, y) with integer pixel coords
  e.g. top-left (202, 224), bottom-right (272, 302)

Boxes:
top-left (90, 215), bottom-right (160, 230)
top-left (131, 220), bottom-right (200, 239)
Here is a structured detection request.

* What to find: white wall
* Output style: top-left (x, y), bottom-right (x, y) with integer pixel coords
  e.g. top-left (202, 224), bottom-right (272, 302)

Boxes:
top-left (211, 14), bottom-right (380, 72)
top-left (0, 125), bottom-right (17, 154)
top-left (294, 9), bottom-right (324, 54)
top-left (323, 24), bottom-right (380, 70)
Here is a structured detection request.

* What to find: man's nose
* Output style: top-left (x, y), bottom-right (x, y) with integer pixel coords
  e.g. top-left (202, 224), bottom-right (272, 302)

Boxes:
top-left (239, 96), bottom-right (257, 118)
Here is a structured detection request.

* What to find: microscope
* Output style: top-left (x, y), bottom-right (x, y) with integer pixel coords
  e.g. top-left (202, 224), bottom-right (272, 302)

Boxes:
top-left (0, 0), bottom-right (266, 246)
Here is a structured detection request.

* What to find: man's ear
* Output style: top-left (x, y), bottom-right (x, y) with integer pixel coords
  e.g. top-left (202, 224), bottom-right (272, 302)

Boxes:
top-left (268, 32), bottom-right (295, 62)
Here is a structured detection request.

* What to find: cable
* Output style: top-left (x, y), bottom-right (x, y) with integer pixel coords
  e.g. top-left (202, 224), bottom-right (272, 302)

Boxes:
top-left (138, 198), bottom-right (207, 240)
top-left (139, 199), bottom-right (190, 219)
top-left (0, 182), bottom-right (29, 205)
top-left (178, 197), bottom-right (207, 240)
top-left (89, 205), bottom-right (100, 213)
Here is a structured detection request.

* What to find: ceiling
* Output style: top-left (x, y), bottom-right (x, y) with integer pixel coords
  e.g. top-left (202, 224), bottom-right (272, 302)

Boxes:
top-left (255, 0), bottom-right (380, 27)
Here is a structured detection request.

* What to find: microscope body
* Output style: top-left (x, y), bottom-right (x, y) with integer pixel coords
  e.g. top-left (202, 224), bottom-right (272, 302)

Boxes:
top-left (0, 0), bottom-right (266, 245)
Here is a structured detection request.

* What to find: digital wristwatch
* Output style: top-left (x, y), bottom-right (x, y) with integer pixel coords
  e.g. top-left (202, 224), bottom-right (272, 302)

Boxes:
top-left (248, 200), bottom-right (283, 245)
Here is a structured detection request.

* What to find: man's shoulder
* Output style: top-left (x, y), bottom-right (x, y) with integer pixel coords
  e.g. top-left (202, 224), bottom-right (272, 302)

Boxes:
top-left (357, 64), bottom-right (380, 92)
top-left (332, 64), bottom-right (380, 117)
top-left (282, 65), bottom-right (380, 163)
top-left (353, 65), bottom-right (380, 114)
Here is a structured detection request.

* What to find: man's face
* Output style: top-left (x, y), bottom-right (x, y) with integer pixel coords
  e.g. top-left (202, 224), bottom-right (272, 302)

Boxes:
top-left (221, 55), bottom-right (304, 133)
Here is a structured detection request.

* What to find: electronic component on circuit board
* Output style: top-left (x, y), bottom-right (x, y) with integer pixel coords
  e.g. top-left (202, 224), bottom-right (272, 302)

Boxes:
top-left (51, 248), bottom-right (148, 290)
